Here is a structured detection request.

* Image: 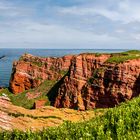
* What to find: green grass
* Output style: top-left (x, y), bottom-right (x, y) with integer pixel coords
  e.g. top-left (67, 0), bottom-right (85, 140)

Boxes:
top-left (0, 80), bottom-right (56, 109)
top-left (0, 89), bottom-right (36, 109)
top-left (5, 89), bottom-right (36, 109)
top-left (81, 52), bottom-right (104, 57)
top-left (9, 92), bottom-right (35, 109)
top-left (0, 88), bottom-right (11, 96)
top-left (59, 70), bottom-right (68, 76)
top-left (87, 67), bottom-right (106, 85)
top-left (32, 61), bottom-right (43, 67)
top-left (88, 69), bottom-right (99, 85)
top-left (0, 96), bottom-right (140, 139)
top-left (106, 50), bottom-right (140, 64)
top-left (33, 80), bottom-right (56, 93)
top-left (95, 53), bottom-right (102, 57)
top-left (19, 54), bottom-right (44, 67)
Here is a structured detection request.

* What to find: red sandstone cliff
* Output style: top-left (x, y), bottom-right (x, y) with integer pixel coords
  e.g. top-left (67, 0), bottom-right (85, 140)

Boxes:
top-left (9, 53), bottom-right (73, 94)
top-left (54, 54), bottom-right (110, 110)
top-left (9, 53), bottom-right (140, 110)
top-left (54, 56), bottom-right (140, 110)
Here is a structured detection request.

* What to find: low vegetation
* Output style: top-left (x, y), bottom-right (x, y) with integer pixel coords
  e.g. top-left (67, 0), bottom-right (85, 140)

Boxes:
top-left (81, 52), bottom-right (103, 57)
top-left (8, 112), bottom-right (62, 120)
top-left (106, 50), bottom-right (140, 63)
top-left (88, 67), bottom-right (106, 85)
top-left (0, 96), bottom-right (139, 140)
top-left (32, 61), bottom-right (43, 67)
top-left (59, 70), bottom-right (69, 76)
top-left (0, 80), bottom-right (56, 109)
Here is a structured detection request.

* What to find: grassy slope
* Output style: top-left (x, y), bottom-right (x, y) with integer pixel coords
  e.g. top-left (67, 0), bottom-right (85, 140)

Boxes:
top-left (0, 98), bottom-right (99, 131)
top-left (0, 96), bottom-right (140, 140)
top-left (0, 80), bottom-right (56, 109)
top-left (106, 50), bottom-right (140, 63)
top-left (82, 50), bottom-right (140, 63)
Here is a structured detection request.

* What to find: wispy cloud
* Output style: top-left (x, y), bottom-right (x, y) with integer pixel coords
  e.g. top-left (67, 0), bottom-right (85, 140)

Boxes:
top-left (57, 0), bottom-right (140, 23)
top-left (0, 1), bottom-right (34, 18)
top-left (0, 0), bottom-right (140, 49)
top-left (0, 21), bottom-right (119, 48)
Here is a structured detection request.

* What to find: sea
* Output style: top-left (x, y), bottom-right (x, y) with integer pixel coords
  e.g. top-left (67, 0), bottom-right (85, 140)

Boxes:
top-left (0, 49), bottom-right (128, 87)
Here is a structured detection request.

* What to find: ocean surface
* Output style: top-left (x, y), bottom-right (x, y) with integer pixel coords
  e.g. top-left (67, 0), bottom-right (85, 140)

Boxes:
top-left (0, 49), bottom-right (128, 87)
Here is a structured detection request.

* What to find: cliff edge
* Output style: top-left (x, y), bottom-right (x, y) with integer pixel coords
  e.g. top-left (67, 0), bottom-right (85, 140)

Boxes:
top-left (9, 51), bottom-right (140, 110)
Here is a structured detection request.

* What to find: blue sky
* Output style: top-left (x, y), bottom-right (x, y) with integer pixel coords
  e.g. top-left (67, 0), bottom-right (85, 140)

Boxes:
top-left (0, 0), bottom-right (140, 49)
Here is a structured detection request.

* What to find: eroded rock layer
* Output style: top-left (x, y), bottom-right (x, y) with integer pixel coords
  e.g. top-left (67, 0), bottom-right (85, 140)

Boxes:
top-left (9, 53), bottom-right (140, 110)
top-left (10, 54), bottom-right (73, 94)
top-left (54, 57), bottom-right (140, 110)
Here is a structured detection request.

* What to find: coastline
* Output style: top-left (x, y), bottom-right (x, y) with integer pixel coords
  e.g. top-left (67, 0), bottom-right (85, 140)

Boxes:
top-left (0, 49), bottom-right (130, 87)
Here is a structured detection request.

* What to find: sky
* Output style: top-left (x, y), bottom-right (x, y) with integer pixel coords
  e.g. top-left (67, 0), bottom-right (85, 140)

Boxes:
top-left (0, 0), bottom-right (140, 49)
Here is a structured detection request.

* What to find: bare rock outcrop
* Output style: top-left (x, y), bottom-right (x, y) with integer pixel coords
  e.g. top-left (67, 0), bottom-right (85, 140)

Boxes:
top-left (9, 53), bottom-right (140, 110)
top-left (54, 56), bottom-right (140, 110)
top-left (9, 53), bottom-right (73, 94)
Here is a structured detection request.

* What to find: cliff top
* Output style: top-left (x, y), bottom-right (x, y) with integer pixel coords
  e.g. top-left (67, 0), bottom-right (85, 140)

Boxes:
top-left (106, 50), bottom-right (140, 63)
top-left (19, 50), bottom-right (140, 64)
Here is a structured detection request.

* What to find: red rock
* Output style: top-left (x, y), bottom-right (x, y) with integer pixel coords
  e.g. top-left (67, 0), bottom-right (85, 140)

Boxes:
top-left (26, 92), bottom-right (42, 100)
top-left (54, 55), bottom-right (140, 110)
top-left (9, 53), bottom-right (140, 110)
top-left (9, 54), bottom-right (73, 94)
top-left (34, 99), bottom-right (47, 109)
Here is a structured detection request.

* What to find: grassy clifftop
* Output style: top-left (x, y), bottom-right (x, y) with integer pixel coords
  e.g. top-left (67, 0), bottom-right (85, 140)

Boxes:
top-left (106, 50), bottom-right (140, 63)
top-left (0, 96), bottom-right (140, 140)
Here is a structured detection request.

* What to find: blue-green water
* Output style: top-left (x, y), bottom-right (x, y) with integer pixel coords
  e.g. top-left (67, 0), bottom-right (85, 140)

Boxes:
top-left (0, 49), bottom-right (128, 87)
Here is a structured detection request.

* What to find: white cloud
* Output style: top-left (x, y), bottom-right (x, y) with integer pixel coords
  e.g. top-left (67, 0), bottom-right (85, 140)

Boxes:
top-left (58, 0), bottom-right (140, 23)
top-left (0, 21), bottom-right (118, 45)
top-left (59, 6), bottom-right (119, 21)
top-left (0, 1), bottom-right (34, 18)
top-left (115, 30), bottom-right (125, 33)
top-left (0, 0), bottom-right (140, 49)
top-left (132, 33), bottom-right (140, 41)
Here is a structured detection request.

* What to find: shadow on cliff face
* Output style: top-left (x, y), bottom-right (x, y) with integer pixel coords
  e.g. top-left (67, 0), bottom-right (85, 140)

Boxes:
top-left (82, 67), bottom-right (137, 109)
top-left (94, 69), bottom-right (116, 108)
top-left (47, 75), bottom-right (67, 106)
top-left (94, 73), bottom-right (140, 109)
top-left (49, 68), bottom-right (140, 110)
top-left (132, 74), bottom-right (140, 98)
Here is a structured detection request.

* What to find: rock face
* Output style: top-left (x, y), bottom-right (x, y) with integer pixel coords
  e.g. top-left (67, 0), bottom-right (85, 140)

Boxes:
top-left (54, 56), bottom-right (140, 110)
top-left (34, 99), bottom-right (47, 109)
top-left (9, 54), bottom-right (73, 94)
top-left (9, 53), bottom-right (140, 110)
top-left (54, 54), bottom-right (110, 110)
